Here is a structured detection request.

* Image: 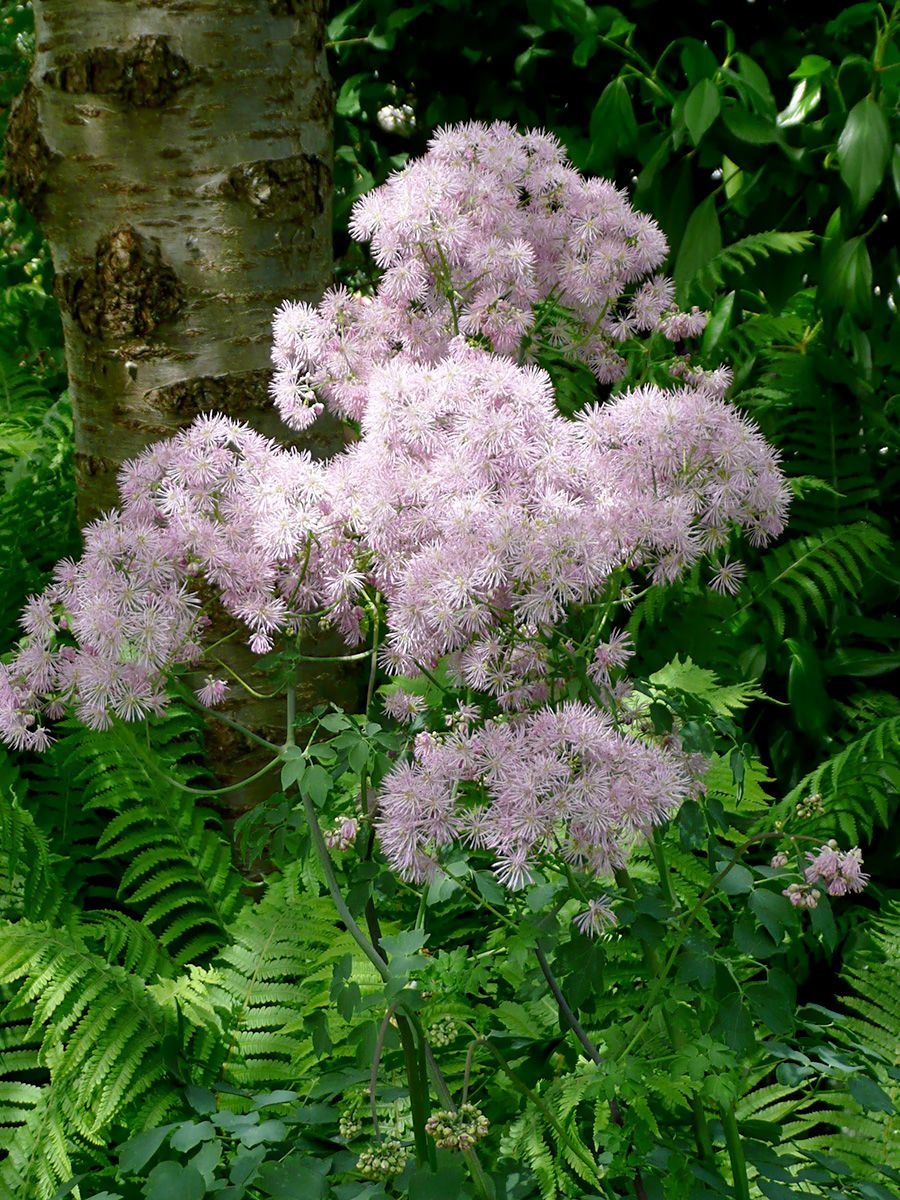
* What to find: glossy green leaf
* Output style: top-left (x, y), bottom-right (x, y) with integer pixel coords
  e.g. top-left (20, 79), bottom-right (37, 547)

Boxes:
top-left (735, 52), bottom-right (776, 115)
top-left (587, 78), bottom-right (637, 171)
top-left (892, 144), bottom-right (900, 204)
top-left (674, 194), bottom-right (721, 300)
top-left (837, 97), bottom-right (891, 213)
top-left (777, 80), bottom-right (822, 128)
top-left (701, 289), bottom-right (735, 355)
top-left (680, 38), bottom-right (718, 85)
top-left (819, 235), bottom-right (873, 318)
top-left (684, 79), bottom-right (720, 145)
top-left (789, 54), bottom-right (831, 78)
top-left (722, 105), bottom-right (778, 144)
top-left (786, 637), bottom-right (830, 736)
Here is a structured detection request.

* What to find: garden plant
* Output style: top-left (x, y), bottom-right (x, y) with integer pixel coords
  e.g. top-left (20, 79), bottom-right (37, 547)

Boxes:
top-left (0, 3), bottom-right (897, 1200)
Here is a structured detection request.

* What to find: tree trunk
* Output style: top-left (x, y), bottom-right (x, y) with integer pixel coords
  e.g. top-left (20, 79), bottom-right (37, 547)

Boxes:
top-left (6, 0), bottom-right (334, 521)
top-left (5, 0), bottom-right (356, 796)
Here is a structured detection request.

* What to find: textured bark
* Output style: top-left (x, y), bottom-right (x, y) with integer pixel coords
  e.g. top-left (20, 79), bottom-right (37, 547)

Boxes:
top-left (6, 0), bottom-right (355, 794)
top-left (9, 0), bottom-right (334, 520)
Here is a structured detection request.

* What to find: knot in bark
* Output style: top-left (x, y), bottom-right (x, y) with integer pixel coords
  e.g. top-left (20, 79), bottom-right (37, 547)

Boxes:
top-left (226, 154), bottom-right (329, 219)
top-left (58, 225), bottom-right (183, 340)
top-left (43, 35), bottom-right (191, 108)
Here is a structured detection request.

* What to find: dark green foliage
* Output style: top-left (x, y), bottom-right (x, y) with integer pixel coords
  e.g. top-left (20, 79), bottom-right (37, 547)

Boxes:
top-left (0, 3), bottom-right (895, 1199)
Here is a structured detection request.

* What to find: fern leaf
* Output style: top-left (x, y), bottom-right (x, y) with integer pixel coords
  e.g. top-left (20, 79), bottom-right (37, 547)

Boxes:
top-left (69, 714), bottom-right (244, 964)
top-left (694, 230), bottom-right (812, 295)
top-left (739, 523), bottom-right (891, 638)
top-left (780, 716), bottom-right (900, 842)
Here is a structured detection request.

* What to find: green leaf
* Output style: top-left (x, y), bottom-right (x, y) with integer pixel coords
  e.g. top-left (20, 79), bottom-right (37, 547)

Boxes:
top-left (280, 758), bottom-right (305, 791)
top-left (837, 98), bottom-right (891, 214)
top-left (716, 862), bottom-right (753, 895)
top-left (749, 890), bottom-right (793, 944)
top-left (144, 1162), bottom-right (205, 1200)
top-left (170, 1122), bottom-right (216, 1152)
top-left (119, 1126), bottom-right (177, 1173)
top-left (587, 78), bottom-right (637, 171)
top-left (674, 196), bottom-right (721, 300)
top-left (819, 236), bottom-right (872, 319)
top-left (320, 713), bottom-right (350, 732)
top-left (684, 79), bottom-right (720, 145)
top-left (847, 1074), bottom-right (895, 1113)
top-left (777, 80), bottom-right (822, 128)
top-left (789, 54), bottom-right (831, 78)
top-left (408, 1160), bottom-right (469, 1199)
top-left (715, 992), bottom-right (755, 1055)
top-left (893, 144), bottom-right (900, 205)
top-left (735, 52), bottom-right (775, 115)
top-left (680, 39), bottom-right (718, 85)
top-left (825, 648), bottom-right (900, 677)
top-left (701, 290), bottom-right (735, 356)
top-left (301, 764), bottom-right (331, 806)
top-left (722, 105), bottom-right (778, 145)
top-left (257, 1155), bottom-right (329, 1199)
top-left (786, 638), bottom-right (830, 736)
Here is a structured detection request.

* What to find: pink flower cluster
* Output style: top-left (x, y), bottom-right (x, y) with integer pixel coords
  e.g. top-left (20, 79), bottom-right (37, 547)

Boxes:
top-left (803, 841), bottom-right (869, 896)
top-left (777, 840), bottom-right (869, 908)
top-left (270, 121), bottom-right (697, 432)
top-left (0, 118), bottom-right (789, 820)
top-left (375, 702), bottom-right (691, 886)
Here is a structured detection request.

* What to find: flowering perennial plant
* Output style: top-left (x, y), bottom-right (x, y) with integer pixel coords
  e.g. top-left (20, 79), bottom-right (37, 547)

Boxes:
top-left (0, 118), bottom-right (878, 1200)
top-left (0, 122), bottom-right (797, 891)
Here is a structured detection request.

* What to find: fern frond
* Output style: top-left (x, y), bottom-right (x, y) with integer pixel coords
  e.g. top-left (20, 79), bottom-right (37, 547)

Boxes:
top-left (0, 917), bottom-right (199, 1196)
top-left (0, 757), bottom-right (64, 923)
top-left (780, 716), bottom-right (900, 842)
top-left (67, 714), bottom-right (244, 964)
top-left (739, 522), bottom-right (891, 638)
top-left (694, 230), bottom-right (813, 296)
top-left (200, 868), bottom-right (352, 1090)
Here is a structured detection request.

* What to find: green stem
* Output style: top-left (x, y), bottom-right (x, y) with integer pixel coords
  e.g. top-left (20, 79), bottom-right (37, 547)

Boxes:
top-left (299, 788), bottom-right (389, 981)
top-left (398, 1016), bottom-right (430, 1166)
top-left (152, 756), bottom-right (280, 797)
top-left (721, 1103), bottom-right (751, 1200)
top-left (285, 685), bottom-right (297, 748)
top-left (174, 682), bottom-right (281, 752)
top-left (470, 1033), bottom-right (602, 1188)
top-left (616, 867), bottom-right (715, 1164)
top-left (366, 596), bottom-right (381, 716)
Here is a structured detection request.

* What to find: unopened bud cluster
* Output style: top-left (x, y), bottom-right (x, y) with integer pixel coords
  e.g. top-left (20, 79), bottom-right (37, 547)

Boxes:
top-left (339, 1109), bottom-right (362, 1140)
top-left (796, 792), bottom-right (824, 820)
top-left (425, 1103), bottom-right (490, 1150)
top-left (427, 1017), bottom-right (457, 1047)
top-left (356, 1138), bottom-right (407, 1181)
top-left (783, 882), bottom-right (820, 909)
